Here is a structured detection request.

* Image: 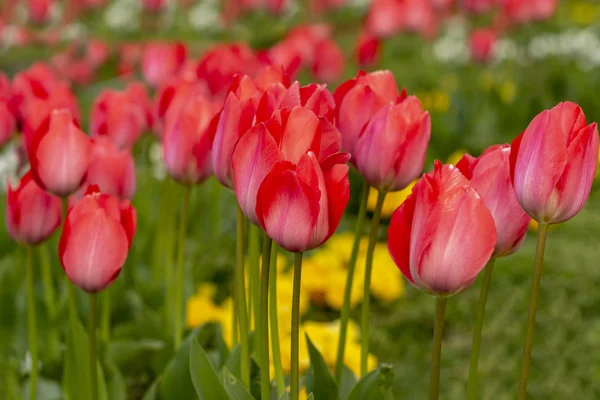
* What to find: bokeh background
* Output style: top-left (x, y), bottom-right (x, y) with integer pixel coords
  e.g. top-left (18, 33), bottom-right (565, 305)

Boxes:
top-left (1, 0), bottom-right (600, 399)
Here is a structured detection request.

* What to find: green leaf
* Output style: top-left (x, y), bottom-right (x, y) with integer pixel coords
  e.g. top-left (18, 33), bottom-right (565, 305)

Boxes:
top-left (222, 367), bottom-right (255, 400)
top-left (189, 333), bottom-right (231, 400)
top-left (346, 365), bottom-right (394, 400)
top-left (142, 378), bottom-right (162, 400)
top-left (305, 335), bottom-right (340, 400)
top-left (22, 377), bottom-right (62, 400)
top-left (307, 394), bottom-right (315, 400)
top-left (339, 366), bottom-right (357, 400)
top-left (107, 339), bottom-right (165, 374)
top-left (225, 332), bottom-right (255, 379)
top-left (277, 391), bottom-right (290, 400)
top-left (158, 330), bottom-right (198, 400)
top-left (62, 320), bottom-right (109, 400)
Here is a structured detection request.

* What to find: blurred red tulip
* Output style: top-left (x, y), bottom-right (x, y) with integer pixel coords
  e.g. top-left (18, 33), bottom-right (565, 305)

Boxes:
top-left (59, 185), bottom-right (136, 293)
top-left (457, 145), bottom-right (531, 257)
top-left (142, 0), bottom-right (166, 12)
top-left (312, 39), bottom-right (345, 83)
top-left (11, 62), bottom-right (65, 121)
top-left (0, 100), bottom-right (15, 147)
top-left (309, 0), bottom-right (347, 14)
top-left (29, 109), bottom-right (91, 197)
top-left (6, 171), bottom-right (61, 245)
top-left (154, 79), bottom-right (210, 135)
top-left (232, 106), bottom-right (344, 226)
top-left (388, 161), bottom-right (497, 297)
top-left (141, 42), bottom-right (186, 87)
top-left (502, 0), bottom-right (557, 24)
top-left (27, 0), bottom-right (52, 24)
top-left (73, 137), bottom-right (136, 201)
top-left (354, 96), bottom-right (431, 192)
top-left (463, 0), bottom-right (497, 14)
top-left (510, 102), bottom-right (599, 224)
top-left (118, 43), bottom-right (142, 78)
top-left (334, 70), bottom-right (403, 158)
top-left (367, 0), bottom-right (438, 38)
top-left (163, 96), bottom-right (219, 185)
top-left (469, 28), bottom-right (497, 64)
top-left (356, 31), bottom-right (381, 68)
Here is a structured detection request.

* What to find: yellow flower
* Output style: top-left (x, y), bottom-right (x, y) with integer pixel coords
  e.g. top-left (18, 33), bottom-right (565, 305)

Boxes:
top-left (433, 91), bottom-right (450, 113)
top-left (324, 268), bottom-right (363, 310)
top-left (186, 283), bottom-right (226, 329)
top-left (344, 342), bottom-right (378, 377)
top-left (446, 149), bottom-right (467, 166)
top-left (370, 244), bottom-right (404, 303)
top-left (498, 81), bottom-right (516, 104)
top-left (368, 182), bottom-right (416, 220)
top-left (570, 2), bottom-right (598, 25)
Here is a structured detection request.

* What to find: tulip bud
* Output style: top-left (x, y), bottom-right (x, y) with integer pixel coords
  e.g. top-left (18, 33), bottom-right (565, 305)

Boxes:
top-left (469, 28), bottom-right (497, 64)
top-left (510, 101), bottom-right (599, 224)
top-left (27, 0), bottom-right (51, 24)
top-left (354, 96), bottom-right (431, 192)
top-left (388, 161), bottom-right (497, 297)
top-left (457, 145), bottom-right (531, 257)
top-left (356, 31), bottom-right (381, 68)
top-left (163, 96), bottom-right (218, 185)
top-left (59, 185), bottom-right (136, 293)
top-left (29, 109), bottom-right (92, 197)
top-left (141, 42), bottom-right (186, 87)
top-left (6, 171), bottom-right (62, 245)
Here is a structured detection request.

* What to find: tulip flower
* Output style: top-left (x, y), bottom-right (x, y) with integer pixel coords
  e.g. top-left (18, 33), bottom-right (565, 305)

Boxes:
top-left (354, 96), bottom-right (431, 193)
top-left (0, 100), bottom-right (15, 147)
top-left (356, 31), bottom-right (381, 68)
top-left (6, 171), bottom-right (62, 245)
top-left (29, 109), bottom-right (92, 198)
top-left (142, 0), bottom-right (166, 13)
top-left (311, 39), bottom-right (344, 83)
top-left (27, 0), bottom-right (51, 24)
top-left (74, 137), bottom-right (136, 201)
top-left (511, 102), bottom-right (599, 399)
top-left (388, 161), bottom-right (496, 400)
top-left (141, 42), bottom-right (187, 87)
top-left (457, 145), bottom-right (531, 399)
top-left (469, 29), bottom-right (497, 64)
top-left (163, 96), bottom-right (219, 185)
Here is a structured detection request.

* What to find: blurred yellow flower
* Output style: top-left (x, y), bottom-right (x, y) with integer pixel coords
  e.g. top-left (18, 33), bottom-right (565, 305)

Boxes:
top-left (570, 2), bottom-right (598, 25)
top-left (498, 81), bottom-right (516, 104)
top-left (433, 91), bottom-right (450, 113)
top-left (367, 182), bottom-right (416, 219)
top-left (479, 72), bottom-right (494, 92)
top-left (186, 283), bottom-right (227, 329)
top-left (370, 245), bottom-right (404, 302)
top-left (446, 149), bottom-right (467, 166)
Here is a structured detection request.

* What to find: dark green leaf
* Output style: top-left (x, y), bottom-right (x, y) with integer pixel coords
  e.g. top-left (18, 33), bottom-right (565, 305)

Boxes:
top-left (222, 367), bottom-right (255, 400)
top-left (142, 378), bottom-right (162, 400)
top-left (346, 365), bottom-right (394, 400)
top-left (305, 335), bottom-right (339, 400)
top-left (158, 330), bottom-right (198, 400)
top-left (189, 333), bottom-right (231, 400)
top-left (339, 366), bottom-right (357, 400)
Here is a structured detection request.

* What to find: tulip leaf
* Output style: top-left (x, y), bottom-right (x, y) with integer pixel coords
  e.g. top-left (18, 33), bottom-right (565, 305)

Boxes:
top-left (22, 377), bottom-right (62, 400)
top-left (346, 364), bottom-right (395, 400)
top-left (305, 334), bottom-right (340, 400)
top-left (142, 377), bottom-right (162, 400)
top-left (307, 394), bottom-right (315, 400)
top-left (224, 332), bottom-right (255, 380)
top-left (277, 391), bottom-right (291, 400)
top-left (189, 333), bottom-right (232, 400)
top-left (339, 366), bottom-right (358, 400)
top-left (62, 319), bottom-right (109, 400)
top-left (222, 367), bottom-right (255, 400)
top-left (158, 329), bottom-right (199, 400)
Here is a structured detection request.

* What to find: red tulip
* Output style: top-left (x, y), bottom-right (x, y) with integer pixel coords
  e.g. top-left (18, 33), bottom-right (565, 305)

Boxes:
top-left (469, 28), bottom-right (497, 64)
top-left (334, 70), bottom-right (404, 158)
top-left (142, 0), bottom-right (166, 12)
top-left (29, 109), bottom-right (92, 197)
top-left (311, 39), bottom-right (344, 83)
top-left (510, 102), bottom-right (599, 224)
top-left (232, 106), bottom-right (345, 228)
top-left (463, 0), bottom-right (496, 14)
top-left (6, 171), bottom-right (61, 245)
top-left (59, 185), bottom-right (136, 293)
top-left (354, 96), bottom-right (431, 192)
top-left (0, 100), bottom-right (15, 147)
top-left (502, 0), bottom-right (557, 24)
top-left (117, 43), bottom-right (142, 78)
top-left (163, 95), bottom-right (219, 184)
top-left (457, 145), bottom-right (531, 257)
top-left (73, 137), bottom-right (136, 201)
top-left (356, 31), bottom-right (381, 68)
top-left (141, 42), bottom-right (186, 87)
top-left (388, 161), bottom-right (497, 297)
top-left (27, 0), bottom-right (51, 24)
top-left (367, 0), bottom-right (438, 38)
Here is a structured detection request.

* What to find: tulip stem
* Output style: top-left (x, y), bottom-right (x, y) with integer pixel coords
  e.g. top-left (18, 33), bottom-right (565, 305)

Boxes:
top-left (335, 180), bottom-right (369, 383)
top-left (62, 197), bottom-right (80, 347)
top-left (291, 252), bottom-right (304, 400)
top-left (236, 204), bottom-right (250, 388)
top-left (39, 243), bottom-right (59, 359)
top-left (173, 185), bottom-right (191, 350)
top-left (518, 222), bottom-right (549, 399)
top-left (260, 235), bottom-right (273, 400)
top-left (270, 242), bottom-right (285, 397)
top-left (101, 288), bottom-right (111, 344)
top-left (25, 246), bottom-right (38, 400)
top-left (430, 297), bottom-right (447, 400)
top-left (466, 258), bottom-right (496, 400)
top-left (89, 293), bottom-right (98, 400)
top-left (360, 189), bottom-right (387, 376)
top-left (249, 224), bottom-right (261, 352)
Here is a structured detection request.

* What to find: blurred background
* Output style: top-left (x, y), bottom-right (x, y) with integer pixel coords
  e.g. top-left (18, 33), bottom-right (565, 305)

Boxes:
top-left (1, 0), bottom-right (600, 399)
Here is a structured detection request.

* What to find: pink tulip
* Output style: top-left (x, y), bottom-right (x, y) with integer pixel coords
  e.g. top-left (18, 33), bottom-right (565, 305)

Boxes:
top-left (510, 102), bottom-right (599, 224)
top-left (141, 42), bottom-right (186, 87)
top-left (334, 70), bottom-right (404, 158)
top-left (73, 137), bottom-right (136, 201)
top-left (502, 0), bottom-right (557, 24)
top-left (367, 0), bottom-right (438, 38)
top-left (457, 145), bottom-right (531, 257)
top-left (356, 31), bottom-right (381, 68)
top-left (311, 39), bottom-right (344, 83)
top-left (28, 109), bottom-right (92, 197)
top-left (469, 28), bottom-right (497, 64)
top-left (354, 96), bottom-right (431, 192)
top-left (27, 0), bottom-right (52, 24)
top-left (0, 100), bottom-right (15, 147)
top-left (142, 0), bottom-right (165, 12)
top-left (163, 96), bottom-right (219, 184)
top-left (388, 161), bottom-right (497, 297)
top-left (59, 185), bottom-right (136, 293)
top-left (6, 171), bottom-right (61, 245)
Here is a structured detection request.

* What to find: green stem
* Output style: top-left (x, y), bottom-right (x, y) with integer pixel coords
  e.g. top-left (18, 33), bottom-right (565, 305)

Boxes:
top-left (211, 178), bottom-right (221, 236)
top-left (249, 225), bottom-right (261, 352)
top-left (360, 190), bottom-right (387, 376)
top-left (291, 252), bottom-right (304, 400)
top-left (518, 222), bottom-right (550, 400)
top-left (173, 185), bottom-right (192, 349)
top-left (89, 293), bottom-right (98, 400)
top-left (466, 258), bottom-right (496, 400)
top-left (260, 235), bottom-right (273, 400)
top-left (430, 297), bottom-right (447, 400)
top-left (26, 246), bottom-right (37, 400)
top-left (164, 208), bottom-right (176, 337)
top-left (269, 242), bottom-right (285, 396)
top-left (62, 197), bottom-right (80, 337)
top-left (101, 288), bottom-right (111, 344)
top-left (236, 205), bottom-right (250, 388)
top-left (334, 181), bottom-right (369, 383)
top-left (38, 243), bottom-right (59, 359)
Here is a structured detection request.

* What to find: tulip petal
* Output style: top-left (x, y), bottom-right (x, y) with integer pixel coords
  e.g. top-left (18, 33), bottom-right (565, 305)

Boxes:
top-left (388, 192), bottom-right (417, 285)
top-left (280, 107), bottom-right (320, 164)
top-left (319, 161), bottom-right (350, 247)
